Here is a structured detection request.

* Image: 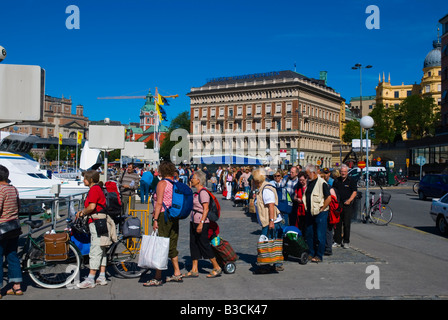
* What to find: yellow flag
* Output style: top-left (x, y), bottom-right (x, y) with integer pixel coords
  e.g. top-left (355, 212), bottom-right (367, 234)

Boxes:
top-left (157, 94), bottom-right (164, 106)
top-left (59, 133), bottom-right (63, 145)
top-left (77, 131), bottom-right (82, 144)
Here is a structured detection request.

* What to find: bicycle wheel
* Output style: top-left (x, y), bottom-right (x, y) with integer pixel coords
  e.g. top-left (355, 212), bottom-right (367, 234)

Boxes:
top-left (25, 241), bottom-right (81, 289)
top-left (369, 205), bottom-right (393, 226)
top-left (369, 179), bottom-right (376, 187)
top-left (109, 237), bottom-right (147, 278)
top-left (357, 179), bottom-right (366, 188)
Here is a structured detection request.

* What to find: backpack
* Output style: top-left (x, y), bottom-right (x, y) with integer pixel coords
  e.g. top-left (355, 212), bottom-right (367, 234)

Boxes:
top-left (274, 185), bottom-right (293, 214)
top-left (198, 188), bottom-right (221, 222)
top-left (98, 182), bottom-right (122, 222)
top-left (162, 178), bottom-right (194, 222)
top-left (328, 187), bottom-right (342, 225)
top-left (122, 215), bottom-right (142, 238)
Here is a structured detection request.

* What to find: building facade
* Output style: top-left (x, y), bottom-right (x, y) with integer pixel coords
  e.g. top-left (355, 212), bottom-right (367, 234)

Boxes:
top-left (376, 39), bottom-right (442, 109)
top-left (2, 94), bottom-right (89, 140)
top-left (440, 15), bottom-right (448, 128)
top-left (187, 70), bottom-right (345, 168)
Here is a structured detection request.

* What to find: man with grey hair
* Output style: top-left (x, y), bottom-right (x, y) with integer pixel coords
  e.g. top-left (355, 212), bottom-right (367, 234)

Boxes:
top-left (303, 163), bottom-right (331, 262)
top-left (334, 164), bottom-right (357, 249)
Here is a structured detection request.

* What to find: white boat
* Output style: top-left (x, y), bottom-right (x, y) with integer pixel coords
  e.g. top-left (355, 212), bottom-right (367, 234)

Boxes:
top-left (0, 132), bottom-right (89, 201)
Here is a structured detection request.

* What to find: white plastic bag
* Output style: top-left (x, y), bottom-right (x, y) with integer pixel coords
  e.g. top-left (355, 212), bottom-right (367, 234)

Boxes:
top-left (138, 230), bottom-right (169, 270)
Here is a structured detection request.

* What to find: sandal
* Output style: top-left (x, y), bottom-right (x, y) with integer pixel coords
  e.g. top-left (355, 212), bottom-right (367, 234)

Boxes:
top-left (143, 279), bottom-right (163, 287)
top-left (166, 274), bottom-right (183, 282)
top-left (183, 271), bottom-right (199, 278)
top-left (311, 257), bottom-right (322, 263)
top-left (206, 268), bottom-right (222, 278)
top-left (6, 287), bottom-right (23, 296)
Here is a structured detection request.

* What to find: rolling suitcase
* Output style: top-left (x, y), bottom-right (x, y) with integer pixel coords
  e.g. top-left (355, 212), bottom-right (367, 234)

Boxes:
top-left (282, 226), bottom-right (309, 265)
top-left (211, 236), bottom-right (238, 274)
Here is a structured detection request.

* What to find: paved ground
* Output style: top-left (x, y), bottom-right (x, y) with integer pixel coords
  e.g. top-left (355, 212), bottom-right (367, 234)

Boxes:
top-left (3, 185), bottom-right (448, 306)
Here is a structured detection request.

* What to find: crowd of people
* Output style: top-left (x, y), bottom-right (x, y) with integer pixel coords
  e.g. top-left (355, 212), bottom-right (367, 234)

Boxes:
top-left (0, 160), bottom-right (358, 294)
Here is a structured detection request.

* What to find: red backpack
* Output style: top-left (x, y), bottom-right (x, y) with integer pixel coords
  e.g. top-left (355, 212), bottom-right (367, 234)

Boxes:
top-left (198, 188), bottom-right (221, 222)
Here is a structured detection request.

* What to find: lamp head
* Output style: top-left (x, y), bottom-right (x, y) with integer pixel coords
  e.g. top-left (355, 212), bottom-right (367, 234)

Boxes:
top-left (360, 116), bottom-right (374, 129)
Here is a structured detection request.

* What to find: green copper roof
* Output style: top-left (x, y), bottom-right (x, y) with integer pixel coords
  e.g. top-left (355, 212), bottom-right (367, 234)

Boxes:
top-left (141, 91), bottom-right (156, 112)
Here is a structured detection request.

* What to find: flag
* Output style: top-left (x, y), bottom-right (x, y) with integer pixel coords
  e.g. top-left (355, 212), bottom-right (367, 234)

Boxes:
top-left (157, 94), bottom-right (169, 106)
top-left (59, 133), bottom-right (63, 145)
top-left (155, 94), bottom-right (168, 121)
top-left (77, 131), bottom-right (83, 144)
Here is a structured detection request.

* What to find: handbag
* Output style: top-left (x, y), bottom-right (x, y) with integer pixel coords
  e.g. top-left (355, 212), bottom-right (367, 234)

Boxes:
top-left (0, 219), bottom-right (22, 241)
top-left (138, 230), bottom-right (169, 270)
top-left (257, 234), bottom-right (284, 265)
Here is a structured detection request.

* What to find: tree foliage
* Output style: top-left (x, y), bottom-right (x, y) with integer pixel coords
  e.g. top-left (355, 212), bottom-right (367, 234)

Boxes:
top-left (160, 111), bottom-right (190, 161)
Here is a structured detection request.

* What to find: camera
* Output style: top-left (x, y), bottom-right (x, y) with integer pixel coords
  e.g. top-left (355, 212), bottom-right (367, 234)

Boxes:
top-left (0, 46), bottom-right (6, 62)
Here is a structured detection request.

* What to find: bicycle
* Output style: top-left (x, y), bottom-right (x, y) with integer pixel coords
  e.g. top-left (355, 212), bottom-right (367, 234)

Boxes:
top-left (18, 215), bottom-right (147, 289)
top-left (70, 216), bottom-right (147, 279)
top-left (357, 175), bottom-right (376, 188)
top-left (360, 185), bottom-right (393, 226)
top-left (394, 174), bottom-right (407, 186)
top-left (18, 219), bottom-right (82, 289)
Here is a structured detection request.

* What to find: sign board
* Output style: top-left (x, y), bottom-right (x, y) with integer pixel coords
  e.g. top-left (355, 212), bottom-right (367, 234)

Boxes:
top-left (280, 149), bottom-right (287, 158)
top-left (88, 125), bottom-right (125, 150)
top-left (143, 149), bottom-right (159, 162)
top-left (0, 64), bottom-right (45, 122)
top-left (299, 151), bottom-right (305, 160)
top-left (352, 139), bottom-right (371, 152)
top-left (358, 161), bottom-right (366, 169)
top-left (122, 142), bottom-right (145, 158)
top-left (416, 156), bottom-right (426, 166)
top-left (406, 158), bottom-right (410, 167)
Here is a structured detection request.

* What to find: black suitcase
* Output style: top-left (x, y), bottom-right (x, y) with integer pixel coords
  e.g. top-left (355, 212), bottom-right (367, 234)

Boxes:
top-left (282, 226), bottom-right (309, 265)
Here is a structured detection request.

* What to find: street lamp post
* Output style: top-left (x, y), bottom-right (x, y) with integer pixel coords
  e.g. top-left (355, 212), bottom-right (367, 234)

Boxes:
top-left (352, 64), bottom-right (372, 158)
top-left (360, 116), bottom-right (374, 215)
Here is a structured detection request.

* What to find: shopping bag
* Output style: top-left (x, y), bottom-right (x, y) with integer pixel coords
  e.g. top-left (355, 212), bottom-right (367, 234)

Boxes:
top-left (256, 234), bottom-right (283, 265)
top-left (138, 230), bottom-right (170, 270)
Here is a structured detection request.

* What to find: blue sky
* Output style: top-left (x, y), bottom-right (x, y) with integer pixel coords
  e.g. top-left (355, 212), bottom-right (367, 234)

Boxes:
top-left (1, 0), bottom-right (446, 125)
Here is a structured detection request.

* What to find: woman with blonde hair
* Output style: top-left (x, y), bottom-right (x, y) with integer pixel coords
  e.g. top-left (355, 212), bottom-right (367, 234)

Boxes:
top-left (252, 168), bottom-right (284, 273)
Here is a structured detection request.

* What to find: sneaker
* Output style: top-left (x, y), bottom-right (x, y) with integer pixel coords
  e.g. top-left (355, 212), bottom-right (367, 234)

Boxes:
top-left (96, 277), bottom-right (108, 286)
top-left (332, 242), bottom-right (341, 248)
top-left (343, 243), bottom-right (350, 249)
top-left (77, 279), bottom-right (95, 289)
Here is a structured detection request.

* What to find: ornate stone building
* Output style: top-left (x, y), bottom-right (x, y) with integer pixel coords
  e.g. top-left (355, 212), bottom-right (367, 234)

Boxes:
top-left (187, 70), bottom-right (345, 168)
top-left (2, 94), bottom-right (89, 140)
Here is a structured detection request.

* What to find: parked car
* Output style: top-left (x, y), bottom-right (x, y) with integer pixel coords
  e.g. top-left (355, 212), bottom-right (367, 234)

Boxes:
top-left (418, 174), bottom-right (448, 200)
top-left (430, 193), bottom-right (448, 235)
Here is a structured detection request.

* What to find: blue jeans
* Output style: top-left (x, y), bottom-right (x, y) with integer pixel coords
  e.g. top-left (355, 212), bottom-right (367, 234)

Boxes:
top-left (261, 220), bottom-right (285, 267)
top-left (0, 236), bottom-right (23, 287)
top-left (305, 210), bottom-right (328, 260)
top-left (140, 181), bottom-right (150, 204)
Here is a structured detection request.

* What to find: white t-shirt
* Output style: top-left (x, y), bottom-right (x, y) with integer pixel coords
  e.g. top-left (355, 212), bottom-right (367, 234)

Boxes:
top-left (255, 187), bottom-right (282, 225)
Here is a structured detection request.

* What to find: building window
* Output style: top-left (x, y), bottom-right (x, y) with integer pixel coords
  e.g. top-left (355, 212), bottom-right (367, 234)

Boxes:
top-left (286, 119), bottom-right (291, 130)
top-left (276, 104), bottom-right (281, 113)
top-left (394, 91), bottom-right (399, 98)
top-left (211, 108), bottom-right (216, 117)
top-left (256, 105), bottom-right (261, 114)
top-left (237, 106), bottom-right (242, 116)
top-left (219, 108), bottom-right (224, 116)
top-left (407, 90), bottom-right (412, 97)
top-left (266, 104), bottom-right (271, 114)
top-left (194, 109), bottom-right (199, 118)
top-left (286, 103), bottom-right (292, 113)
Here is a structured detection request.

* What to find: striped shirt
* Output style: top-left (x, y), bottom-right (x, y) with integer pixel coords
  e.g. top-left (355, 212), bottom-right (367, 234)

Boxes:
top-left (153, 180), bottom-right (173, 212)
top-left (119, 171), bottom-right (141, 196)
top-left (0, 184), bottom-right (19, 224)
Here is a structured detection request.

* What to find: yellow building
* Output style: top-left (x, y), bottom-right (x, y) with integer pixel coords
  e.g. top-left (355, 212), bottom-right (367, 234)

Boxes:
top-left (376, 38), bottom-right (441, 108)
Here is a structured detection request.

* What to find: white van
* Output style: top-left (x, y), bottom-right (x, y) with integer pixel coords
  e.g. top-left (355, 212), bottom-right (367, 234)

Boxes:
top-left (348, 166), bottom-right (386, 176)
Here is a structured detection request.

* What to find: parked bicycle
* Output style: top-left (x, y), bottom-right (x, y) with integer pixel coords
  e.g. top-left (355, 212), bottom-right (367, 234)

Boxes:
top-left (361, 185), bottom-right (393, 226)
top-left (357, 175), bottom-right (376, 188)
top-left (18, 216), bottom-right (146, 289)
top-left (394, 174), bottom-right (407, 186)
top-left (18, 219), bottom-right (82, 289)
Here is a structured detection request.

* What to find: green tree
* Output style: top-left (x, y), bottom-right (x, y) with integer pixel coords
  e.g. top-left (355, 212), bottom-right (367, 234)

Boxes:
top-left (369, 103), bottom-right (400, 144)
top-left (160, 111), bottom-right (190, 161)
top-left (399, 95), bottom-right (440, 139)
top-left (45, 145), bottom-right (58, 161)
top-left (342, 120), bottom-right (361, 144)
